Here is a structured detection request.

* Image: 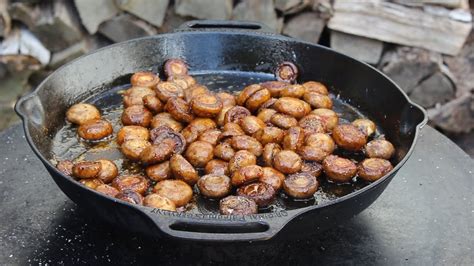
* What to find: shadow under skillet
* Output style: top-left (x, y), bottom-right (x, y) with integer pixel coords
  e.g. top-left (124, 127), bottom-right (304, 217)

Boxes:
top-left (0, 124), bottom-right (472, 265)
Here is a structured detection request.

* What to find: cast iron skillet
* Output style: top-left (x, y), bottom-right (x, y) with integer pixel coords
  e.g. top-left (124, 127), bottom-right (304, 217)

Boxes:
top-left (15, 20), bottom-right (427, 242)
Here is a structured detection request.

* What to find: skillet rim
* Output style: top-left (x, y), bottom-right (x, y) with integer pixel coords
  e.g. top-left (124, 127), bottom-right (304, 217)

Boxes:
top-left (15, 30), bottom-right (428, 226)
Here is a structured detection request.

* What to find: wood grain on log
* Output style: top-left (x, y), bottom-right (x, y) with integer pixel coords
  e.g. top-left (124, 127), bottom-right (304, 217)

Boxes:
top-left (327, 1), bottom-right (472, 55)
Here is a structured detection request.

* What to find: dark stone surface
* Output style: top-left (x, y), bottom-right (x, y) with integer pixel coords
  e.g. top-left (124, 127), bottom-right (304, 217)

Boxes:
top-left (0, 124), bottom-right (472, 265)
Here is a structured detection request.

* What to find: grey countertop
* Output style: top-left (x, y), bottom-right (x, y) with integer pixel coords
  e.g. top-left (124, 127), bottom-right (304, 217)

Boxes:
top-left (0, 124), bottom-right (472, 265)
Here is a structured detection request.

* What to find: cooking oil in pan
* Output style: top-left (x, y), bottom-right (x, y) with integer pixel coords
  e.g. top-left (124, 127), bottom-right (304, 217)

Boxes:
top-left (52, 71), bottom-right (381, 214)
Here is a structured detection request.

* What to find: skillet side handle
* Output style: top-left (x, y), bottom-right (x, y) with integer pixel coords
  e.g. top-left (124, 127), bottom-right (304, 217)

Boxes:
top-left (15, 92), bottom-right (44, 125)
top-left (143, 209), bottom-right (294, 242)
top-left (411, 102), bottom-right (428, 129)
top-left (175, 20), bottom-right (275, 34)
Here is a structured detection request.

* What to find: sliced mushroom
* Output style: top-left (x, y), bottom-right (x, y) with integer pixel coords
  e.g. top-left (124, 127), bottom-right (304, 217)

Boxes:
top-left (130, 72), bottom-right (159, 88)
top-left (322, 155), bottom-right (357, 183)
top-left (197, 174), bottom-right (232, 199)
top-left (153, 179), bottom-right (193, 207)
top-left (144, 193), bottom-right (177, 211)
top-left (358, 158), bottom-right (393, 182)
top-left (164, 59), bottom-right (188, 77)
top-left (231, 165), bottom-right (263, 186)
top-left (78, 119), bottom-right (113, 140)
top-left (111, 175), bottom-right (149, 195)
top-left (66, 103), bottom-right (101, 125)
top-left (237, 182), bottom-right (276, 207)
top-left (169, 154), bottom-right (199, 185)
top-left (219, 195), bottom-right (258, 215)
top-left (283, 173), bottom-right (319, 199)
top-left (275, 62), bottom-right (298, 83)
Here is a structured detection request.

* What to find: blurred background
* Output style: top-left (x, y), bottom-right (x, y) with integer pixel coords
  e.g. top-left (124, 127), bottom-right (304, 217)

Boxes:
top-left (0, 0), bottom-right (472, 156)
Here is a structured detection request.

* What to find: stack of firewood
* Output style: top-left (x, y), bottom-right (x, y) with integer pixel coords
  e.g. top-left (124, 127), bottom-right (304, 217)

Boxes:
top-left (0, 0), bottom-right (472, 134)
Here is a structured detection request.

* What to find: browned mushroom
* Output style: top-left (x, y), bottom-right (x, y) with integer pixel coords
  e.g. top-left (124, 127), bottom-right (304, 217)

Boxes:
top-left (144, 194), bottom-right (177, 211)
top-left (121, 105), bottom-right (153, 127)
top-left (80, 178), bottom-right (104, 189)
top-left (358, 158), bottom-right (393, 182)
top-left (66, 103), bottom-right (101, 125)
top-left (164, 59), bottom-right (188, 77)
top-left (185, 141), bottom-right (214, 167)
top-left (273, 150), bottom-right (302, 174)
top-left (72, 161), bottom-right (101, 179)
top-left (245, 88), bottom-right (271, 113)
top-left (231, 165), bottom-right (263, 186)
top-left (322, 155), bottom-right (357, 183)
top-left (96, 159), bottom-right (118, 183)
top-left (257, 108), bottom-right (277, 124)
top-left (303, 92), bottom-right (333, 109)
top-left (280, 84), bottom-right (305, 98)
top-left (240, 116), bottom-right (265, 135)
top-left (224, 106), bottom-right (251, 124)
top-left (57, 160), bottom-right (74, 176)
top-left (270, 113), bottom-right (298, 129)
top-left (283, 173), bottom-right (319, 199)
top-left (130, 72), bottom-right (160, 88)
top-left (275, 62), bottom-right (298, 83)
top-left (111, 175), bottom-right (149, 195)
top-left (197, 174), bottom-right (232, 199)
top-left (184, 85), bottom-right (209, 102)
top-left (219, 123), bottom-right (245, 140)
top-left (78, 119), bottom-right (113, 140)
top-left (191, 93), bottom-right (223, 118)
top-left (168, 75), bottom-right (196, 90)
top-left (332, 124), bottom-right (367, 151)
top-left (352, 118), bottom-right (377, 137)
top-left (260, 167), bottom-right (285, 191)
top-left (273, 97), bottom-right (311, 119)
top-left (123, 86), bottom-right (156, 108)
top-left (155, 82), bottom-right (185, 102)
top-left (282, 126), bottom-right (305, 151)
top-left (198, 129), bottom-right (222, 146)
top-left (214, 140), bottom-right (236, 161)
top-left (153, 179), bottom-right (193, 207)
top-left (121, 139), bottom-right (152, 161)
top-left (150, 112), bottom-right (183, 132)
top-left (139, 139), bottom-right (175, 165)
top-left (302, 81), bottom-right (328, 95)
top-left (216, 92), bottom-right (236, 107)
top-left (117, 125), bottom-right (149, 145)
top-left (311, 108), bottom-right (339, 131)
top-left (260, 81), bottom-right (288, 97)
top-left (116, 190), bottom-right (144, 205)
top-left (237, 182), bottom-right (276, 207)
top-left (365, 139), bottom-right (395, 159)
top-left (145, 161), bottom-right (172, 182)
top-left (165, 97), bottom-right (195, 123)
top-left (149, 126), bottom-right (186, 154)
top-left (205, 159), bottom-right (229, 176)
top-left (300, 161), bottom-right (323, 178)
top-left (253, 126), bottom-right (284, 145)
top-left (298, 114), bottom-right (325, 136)
top-left (169, 154), bottom-right (199, 185)
top-left (219, 195), bottom-right (258, 215)
top-left (95, 184), bottom-right (120, 197)
top-left (230, 135), bottom-right (263, 156)
top-left (262, 143), bottom-right (282, 167)
top-left (236, 84), bottom-right (262, 106)
top-left (228, 150), bottom-right (257, 174)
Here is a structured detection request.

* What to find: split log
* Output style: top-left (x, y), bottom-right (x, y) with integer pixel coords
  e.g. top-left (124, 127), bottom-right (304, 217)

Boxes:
top-left (327, 0), bottom-right (472, 55)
